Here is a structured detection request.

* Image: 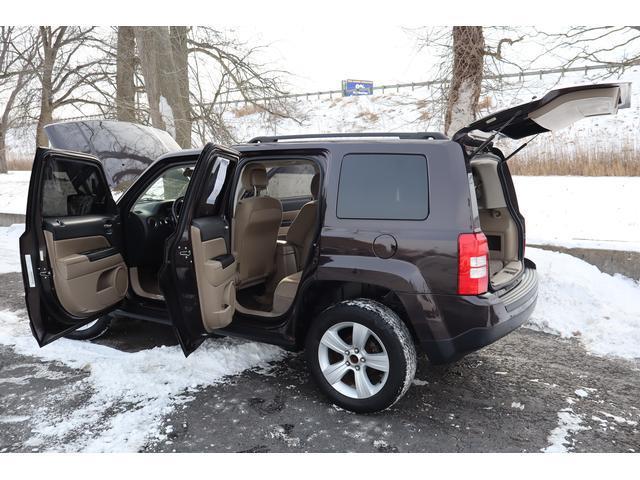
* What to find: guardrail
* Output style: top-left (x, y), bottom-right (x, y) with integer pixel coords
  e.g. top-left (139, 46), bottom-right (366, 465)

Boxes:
top-left (47, 62), bottom-right (638, 124)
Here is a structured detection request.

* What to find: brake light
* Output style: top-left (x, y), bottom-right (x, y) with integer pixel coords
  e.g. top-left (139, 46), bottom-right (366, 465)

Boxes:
top-left (458, 232), bottom-right (489, 295)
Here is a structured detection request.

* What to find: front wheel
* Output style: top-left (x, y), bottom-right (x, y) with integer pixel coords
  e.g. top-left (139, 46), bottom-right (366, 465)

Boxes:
top-left (306, 299), bottom-right (417, 413)
top-left (63, 316), bottom-right (111, 341)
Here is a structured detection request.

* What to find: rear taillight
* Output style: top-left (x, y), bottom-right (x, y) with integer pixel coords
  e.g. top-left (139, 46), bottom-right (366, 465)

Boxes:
top-left (458, 232), bottom-right (489, 295)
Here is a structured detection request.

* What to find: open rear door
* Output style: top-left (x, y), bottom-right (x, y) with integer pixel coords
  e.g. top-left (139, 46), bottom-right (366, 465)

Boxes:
top-left (159, 143), bottom-right (239, 356)
top-left (19, 148), bottom-right (127, 346)
top-left (453, 82), bottom-right (631, 143)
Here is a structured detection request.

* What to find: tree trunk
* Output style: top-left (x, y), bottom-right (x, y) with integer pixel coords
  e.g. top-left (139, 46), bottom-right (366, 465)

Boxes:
top-left (0, 71), bottom-right (28, 173)
top-left (135, 27), bottom-right (165, 130)
top-left (116, 26), bottom-right (137, 123)
top-left (135, 26), bottom-right (192, 148)
top-left (36, 27), bottom-right (57, 147)
top-left (170, 26), bottom-right (191, 148)
top-left (444, 26), bottom-right (485, 137)
top-left (0, 126), bottom-right (7, 173)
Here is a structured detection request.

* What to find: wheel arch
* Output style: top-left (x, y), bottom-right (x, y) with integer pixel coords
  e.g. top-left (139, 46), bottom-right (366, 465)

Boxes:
top-left (292, 278), bottom-right (419, 349)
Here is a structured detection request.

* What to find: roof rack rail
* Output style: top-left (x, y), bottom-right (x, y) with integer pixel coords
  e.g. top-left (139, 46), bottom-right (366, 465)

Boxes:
top-left (248, 132), bottom-right (448, 143)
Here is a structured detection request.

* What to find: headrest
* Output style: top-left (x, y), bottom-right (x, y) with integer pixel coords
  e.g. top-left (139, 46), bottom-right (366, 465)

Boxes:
top-left (241, 164), bottom-right (268, 190)
top-left (310, 173), bottom-right (319, 199)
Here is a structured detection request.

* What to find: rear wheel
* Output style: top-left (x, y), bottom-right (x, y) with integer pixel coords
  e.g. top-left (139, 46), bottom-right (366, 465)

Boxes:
top-left (306, 299), bottom-right (417, 413)
top-left (63, 316), bottom-right (111, 341)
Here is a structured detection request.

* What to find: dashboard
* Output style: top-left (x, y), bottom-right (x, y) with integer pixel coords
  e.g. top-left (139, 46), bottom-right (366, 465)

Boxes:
top-left (125, 199), bottom-right (177, 268)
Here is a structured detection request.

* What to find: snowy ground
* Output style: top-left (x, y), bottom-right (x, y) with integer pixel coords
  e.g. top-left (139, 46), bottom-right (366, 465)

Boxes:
top-left (0, 171), bottom-right (31, 215)
top-left (0, 308), bottom-right (286, 452)
top-left (513, 176), bottom-right (640, 252)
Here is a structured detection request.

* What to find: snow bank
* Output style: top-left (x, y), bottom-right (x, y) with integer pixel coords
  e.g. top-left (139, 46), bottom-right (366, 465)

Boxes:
top-left (0, 171), bottom-right (31, 215)
top-left (0, 309), bottom-right (286, 452)
top-left (0, 223), bottom-right (23, 274)
top-left (526, 247), bottom-right (640, 360)
top-left (514, 176), bottom-right (640, 252)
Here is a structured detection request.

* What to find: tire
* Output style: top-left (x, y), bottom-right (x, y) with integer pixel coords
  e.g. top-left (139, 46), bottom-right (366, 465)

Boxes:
top-left (306, 299), bottom-right (417, 413)
top-left (63, 316), bottom-right (111, 341)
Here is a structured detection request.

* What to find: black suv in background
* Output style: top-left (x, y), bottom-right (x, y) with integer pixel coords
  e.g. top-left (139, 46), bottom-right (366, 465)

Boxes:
top-left (19, 83), bottom-right (630, 412)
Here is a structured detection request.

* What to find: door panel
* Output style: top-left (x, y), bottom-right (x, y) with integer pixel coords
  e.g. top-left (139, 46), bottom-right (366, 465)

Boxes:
top-left (43, 230), bottom-right (127, 316)
top-left (190, 224), bottom-right (236, 332)
top-left (159, 143), bottom-right (239, 355)
top-left (19, 147), bottom-right (125, 347)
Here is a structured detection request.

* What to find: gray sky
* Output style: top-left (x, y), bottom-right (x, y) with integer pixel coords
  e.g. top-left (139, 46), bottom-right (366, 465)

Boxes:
top-left (239, 25), bottom-right (433, 92)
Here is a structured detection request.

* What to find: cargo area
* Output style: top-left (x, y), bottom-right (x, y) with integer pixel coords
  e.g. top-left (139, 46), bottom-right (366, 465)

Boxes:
top-left (470, 155), bottom-right (524, 289)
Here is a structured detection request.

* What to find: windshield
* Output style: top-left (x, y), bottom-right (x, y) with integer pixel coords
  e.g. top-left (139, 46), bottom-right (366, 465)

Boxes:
top-left (135, 165), bottom-right (193, 205)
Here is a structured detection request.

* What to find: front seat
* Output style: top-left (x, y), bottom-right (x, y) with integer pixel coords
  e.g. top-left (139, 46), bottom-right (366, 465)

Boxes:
top-left (233, 164), bottom-right (283, 289)
top-left (286, 173), bottom-right (319, 269)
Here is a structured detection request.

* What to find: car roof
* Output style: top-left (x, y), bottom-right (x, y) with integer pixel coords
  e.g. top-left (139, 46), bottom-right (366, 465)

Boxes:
top-left (155, 137), bottom-right (454, 164)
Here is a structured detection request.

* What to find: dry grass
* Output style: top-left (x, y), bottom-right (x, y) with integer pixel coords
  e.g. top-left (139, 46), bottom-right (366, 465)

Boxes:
top-left (6, 152), bottom-right (33, 170)
top-left (476, 96), bottom-right (493, 111)
top-left (233, 104), bottom-right (265, 118)
top-left (506, 136), bottom-right (640, 176)
top-left (356, 110), bottom-right (380, 123)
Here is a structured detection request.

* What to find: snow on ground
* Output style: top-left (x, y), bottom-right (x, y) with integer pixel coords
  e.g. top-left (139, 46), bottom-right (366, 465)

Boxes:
top-left (0, 170), bottom-right (31, 215)
top-left (0, 309), bottom-right (286, 452)
top-left (526, 247), bottom-right (640, 360)
top-left (542, 407), bottom-right (589, 453)
top-left (0, 223), bottom-right (22, 273)
top-left (514, 176), bottom-right (640, 252)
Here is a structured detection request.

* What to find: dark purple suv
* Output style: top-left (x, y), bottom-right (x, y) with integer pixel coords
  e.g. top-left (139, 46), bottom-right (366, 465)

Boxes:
top-left (19, 83), bottom-right (629, 412)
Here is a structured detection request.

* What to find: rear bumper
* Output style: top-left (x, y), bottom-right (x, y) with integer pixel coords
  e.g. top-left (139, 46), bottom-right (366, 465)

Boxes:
top-left (402, 260), bottom-right (538, 364)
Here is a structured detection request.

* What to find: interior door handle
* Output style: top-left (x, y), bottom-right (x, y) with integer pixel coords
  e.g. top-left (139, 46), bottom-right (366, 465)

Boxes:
top-left (104, 222), bottom-right (113, 235)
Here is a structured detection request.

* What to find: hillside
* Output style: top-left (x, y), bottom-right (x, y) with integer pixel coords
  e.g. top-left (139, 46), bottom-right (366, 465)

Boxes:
top-left (5, 66), bottom-right (640, 175)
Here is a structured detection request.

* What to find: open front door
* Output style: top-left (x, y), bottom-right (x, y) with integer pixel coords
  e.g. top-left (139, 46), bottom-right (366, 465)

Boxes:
top-left (19, 147), bottom-right (127, 346)
top-left (159, 143), bottom-right (239, 355)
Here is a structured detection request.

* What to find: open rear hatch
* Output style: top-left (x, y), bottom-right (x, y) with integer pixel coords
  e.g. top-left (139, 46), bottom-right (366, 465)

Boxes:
top-left (454, 82), bottom-right (631, 290)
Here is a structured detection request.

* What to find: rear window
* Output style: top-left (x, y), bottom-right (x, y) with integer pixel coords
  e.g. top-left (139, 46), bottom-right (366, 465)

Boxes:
top-left (266, 164), bottom-right (316, 200)
top-left (337, 153), bottom-right (428, 220)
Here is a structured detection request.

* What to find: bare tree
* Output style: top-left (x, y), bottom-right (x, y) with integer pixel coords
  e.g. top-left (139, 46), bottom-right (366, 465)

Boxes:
top-left (116, 26), bottom-right (137, 122)
top-left (134, 26), bottom-right (191, 148)
top-left (187, 26), bottom-right (299, 144)
top-left (444, 26), bottom-right (485, 136)
top-left (534, 26), bottom-right (640, 74)
top-left (0, 27), bottom-right (37, 173)
top-left (413, 26), bottom-right (526, 135)
top-left (23, 26), bottom-right (112, 147)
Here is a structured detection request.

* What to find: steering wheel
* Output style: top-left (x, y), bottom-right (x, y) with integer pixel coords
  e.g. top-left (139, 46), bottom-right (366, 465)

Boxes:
top-left (171, 196), bottom-right (185, 223)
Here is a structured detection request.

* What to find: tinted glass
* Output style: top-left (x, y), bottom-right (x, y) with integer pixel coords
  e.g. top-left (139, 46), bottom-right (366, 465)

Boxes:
top-left (266, 164), bottom-right (316, 199)
top-left (41, 158), bottom-right (112, 217)
top-left (135, 165), bottom-right (193, 205)
top-left (337, 153), bottom-right (428, 220)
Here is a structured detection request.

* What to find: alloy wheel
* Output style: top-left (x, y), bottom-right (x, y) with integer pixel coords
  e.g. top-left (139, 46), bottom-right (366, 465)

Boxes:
top-left (317, 321), bottom-right (390, 399)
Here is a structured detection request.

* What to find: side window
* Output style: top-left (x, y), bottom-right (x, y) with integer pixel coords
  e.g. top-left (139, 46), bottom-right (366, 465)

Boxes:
top-left (337, 153), bottom-right (428, 220)
top-left (41, 157), bottom-right (112, 217)
top-left (265, 164), bottom-right (316, 199)
top-left (135, 165), bottom-right (193, 206)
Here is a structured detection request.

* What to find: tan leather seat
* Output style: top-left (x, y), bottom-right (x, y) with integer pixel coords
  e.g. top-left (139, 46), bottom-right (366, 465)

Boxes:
top-left (233, 164), bottom-right (283, 288)
top-left (286, 173), bottom-right (319, 268)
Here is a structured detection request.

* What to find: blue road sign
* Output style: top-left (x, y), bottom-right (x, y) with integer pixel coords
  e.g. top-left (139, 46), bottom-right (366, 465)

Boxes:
top-left (342, 80), bottom-right (374, 96)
